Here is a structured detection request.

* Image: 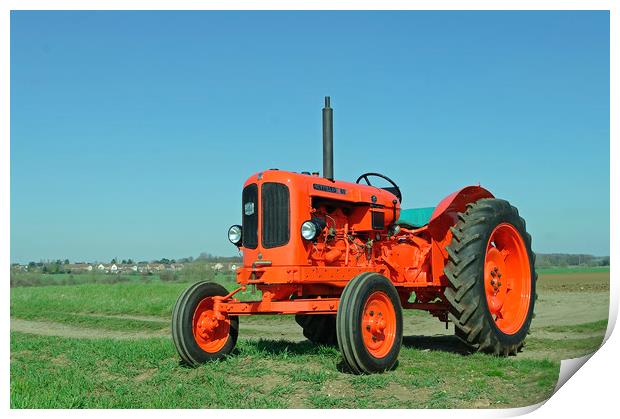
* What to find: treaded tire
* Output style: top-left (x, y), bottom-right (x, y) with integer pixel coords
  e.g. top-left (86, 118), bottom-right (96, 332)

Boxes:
top-left (171, 281), bottom-right (239, 366)
top-left (336, 272), bottom-right (403, 374)
top-left (444, 198), bottom-right (537, 356)
top-left (295, 314), bottom-right (337, 346)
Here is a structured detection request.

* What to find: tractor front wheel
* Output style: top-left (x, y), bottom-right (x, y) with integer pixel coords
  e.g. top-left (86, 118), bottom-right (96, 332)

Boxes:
top-left (336, 272), bottom-right (403, 374)
top-left (444, 198), bottom-right (536, 355)
top-left (172, 281), bottom-right (239, 366)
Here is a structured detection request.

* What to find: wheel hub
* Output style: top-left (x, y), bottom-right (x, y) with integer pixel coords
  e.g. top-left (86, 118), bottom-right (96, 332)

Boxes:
top-left (365, 312), bottom-right (387, 336)
top-left (192, 297), bottom-right (231, 353)
top-left (361, 292), bottom-right (397, 358)
top-left (484, 223), bottom-right (532, 335)
top-left (197, 313), bottom-right (219, 339)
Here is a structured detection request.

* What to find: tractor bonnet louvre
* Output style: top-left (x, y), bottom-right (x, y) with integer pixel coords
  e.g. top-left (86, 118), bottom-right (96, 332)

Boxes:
top-left (242, 183), bottom-right (258, 249)
top-left (261, 182), bottom-right (290, 248)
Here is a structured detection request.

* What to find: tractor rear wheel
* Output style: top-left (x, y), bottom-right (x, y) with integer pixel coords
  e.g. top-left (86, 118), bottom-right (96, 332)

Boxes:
top-left (295, 314), bottom-right (337, 346)
top-left (172, 281), bottom-right (239, 366)
top-left (336, 272), bottom-right (403, 374)
top-left (444, 198), bottom-right (536, 355)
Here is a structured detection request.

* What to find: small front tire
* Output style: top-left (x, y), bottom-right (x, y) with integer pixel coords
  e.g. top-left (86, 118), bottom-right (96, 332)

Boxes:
top-left (336, 272), bottom-right (403, 374)
top-left (171, 281), bottom-right (239, 366)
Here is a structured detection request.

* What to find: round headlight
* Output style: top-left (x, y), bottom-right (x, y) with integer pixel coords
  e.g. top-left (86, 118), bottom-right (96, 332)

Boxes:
top-left (228, 225), bottom-right (242, 245)
top-left (301, 220), bottom-right (318, 240)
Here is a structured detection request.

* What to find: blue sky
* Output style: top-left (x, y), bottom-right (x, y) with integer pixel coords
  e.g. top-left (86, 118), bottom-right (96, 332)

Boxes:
top-left (10, 11), bottom-right (609, 263)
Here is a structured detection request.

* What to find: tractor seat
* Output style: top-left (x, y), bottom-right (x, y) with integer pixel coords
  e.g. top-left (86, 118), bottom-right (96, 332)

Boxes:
top-left (396, 207), bottom-right (435, 228)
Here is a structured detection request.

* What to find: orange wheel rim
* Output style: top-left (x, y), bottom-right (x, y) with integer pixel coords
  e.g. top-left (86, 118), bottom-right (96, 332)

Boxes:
top-left (192, 297), bottom-right (230, 353)
top-left (361, 291), bottom-right (397, 358)
top-left (484, 223), bottom-right (532, 335)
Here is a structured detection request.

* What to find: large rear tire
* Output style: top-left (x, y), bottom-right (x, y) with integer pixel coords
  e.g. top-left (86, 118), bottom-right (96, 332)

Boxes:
top-left (444, 198), bottom-right (536, 355)
top-left (336, 272), bottom-right (403, 374)
top-left (172, 281), bottom-right (239, 366)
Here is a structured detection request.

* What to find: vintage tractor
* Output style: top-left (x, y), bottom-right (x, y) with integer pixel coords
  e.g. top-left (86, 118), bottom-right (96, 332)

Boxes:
top-left (172, 97), bottom-right (536, 373)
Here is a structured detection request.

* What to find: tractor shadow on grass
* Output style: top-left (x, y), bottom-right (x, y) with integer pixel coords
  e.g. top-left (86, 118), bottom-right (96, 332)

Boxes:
top-left (402, 334), bottom-right (472, 355)
top-left (176, 340), bottom-right (329, 368)
top-left (176, 337), bottom-right (471, 372)
top-left (334, 359), bottom-right (400, 374)
top-left (238, 335), bottom-right (472, 374)
top-left (250, 338), bottom-right (332, 356)
top-left (177, 336), bottom-right (471, 369)
top-left (246, 335), bottom-right (472, 358)
top-left (240, 339), bottom-right (366, 374)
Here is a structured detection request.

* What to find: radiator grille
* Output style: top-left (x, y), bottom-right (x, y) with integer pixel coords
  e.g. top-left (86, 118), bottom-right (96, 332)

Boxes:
top-left (371, 211), bottom-right (385, 230)
top-left (242, 183), bottom-right (258, 249)
top-left (261, 182), bottom-right (290, 248)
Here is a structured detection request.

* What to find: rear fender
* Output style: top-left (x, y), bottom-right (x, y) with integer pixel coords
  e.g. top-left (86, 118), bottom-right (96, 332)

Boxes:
top-left (427, 185), bottom-right (494, 239)
top-left (427, 185), bottom-right (494, 283)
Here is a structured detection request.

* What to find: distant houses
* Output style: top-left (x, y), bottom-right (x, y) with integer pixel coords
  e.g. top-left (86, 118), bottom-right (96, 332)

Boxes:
top-left (209, 262), bottom-right (238, 272)
top-left (13, 260), bottom-right (240, 275)
top-left (71, 262), bottom-right (185, 274)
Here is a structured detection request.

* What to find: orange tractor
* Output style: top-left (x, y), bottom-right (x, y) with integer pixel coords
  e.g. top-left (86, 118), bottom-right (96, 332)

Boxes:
top-left (172, 97), bottom-right (536, 373)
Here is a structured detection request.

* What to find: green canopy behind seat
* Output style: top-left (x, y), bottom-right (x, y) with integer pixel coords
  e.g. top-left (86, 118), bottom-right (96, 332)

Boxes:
top-left (396, 207), bottom-right (435, 228)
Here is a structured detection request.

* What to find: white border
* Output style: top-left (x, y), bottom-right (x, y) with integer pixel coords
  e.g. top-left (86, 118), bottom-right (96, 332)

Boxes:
top-left (2, 2), bottom-right (616, 418)
top-left (0, 0), bottom-right (616, 11)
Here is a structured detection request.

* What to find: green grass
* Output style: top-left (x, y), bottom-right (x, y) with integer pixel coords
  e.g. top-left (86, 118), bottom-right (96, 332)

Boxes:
top-left (10, 332), bottom-right (560, 408)
top-left (10, 272), bottom-right (154, 288)
top-left (11, 311), bottom-right (166, 332)
top-left (10, 333), bottom-right (287, 408)
top-left (11, 282), bottom-right (186, 318)
top-left (9, 282), bottom-right (435, 335)
top-left (541, 320), bottom-right (608, 334)
top-left (536, 266), bottom-right (610, 274)
top-left (10, 271), bottom-right (238, 288)
top-left (10, 277), bottom-right (247, 319)
top-left (526, 336), bottom-right (605, 359)
top-left (10, 279), bottom-right (607, 408)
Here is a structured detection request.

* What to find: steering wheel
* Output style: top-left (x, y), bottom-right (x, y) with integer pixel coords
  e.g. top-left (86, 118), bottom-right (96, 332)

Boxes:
top-left (355, 172), bottom-right (402, 203)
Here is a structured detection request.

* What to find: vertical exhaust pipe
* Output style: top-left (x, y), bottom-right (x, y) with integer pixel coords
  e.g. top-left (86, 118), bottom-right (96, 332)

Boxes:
top-left (322, 96), bottom-right (334, 181)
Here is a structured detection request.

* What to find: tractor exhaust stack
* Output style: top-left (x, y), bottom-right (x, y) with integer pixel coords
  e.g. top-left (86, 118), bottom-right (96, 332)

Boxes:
top-left (322, 96), bottom-right (334, 181)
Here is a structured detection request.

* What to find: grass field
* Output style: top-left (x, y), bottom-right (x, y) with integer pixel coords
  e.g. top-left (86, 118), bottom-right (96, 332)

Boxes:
top-left (10, 269), bottom-right (609, 408)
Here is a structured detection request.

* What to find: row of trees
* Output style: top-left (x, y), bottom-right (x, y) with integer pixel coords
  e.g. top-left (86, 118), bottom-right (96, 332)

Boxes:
top-left (534, 253), bottom-right (609, 268)
top-left (25, 259), bottom-right (70, 268)
top-left (16, 254), bottom-right (242, 269)
top-left (110, 258), bottom-right (135, 265)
